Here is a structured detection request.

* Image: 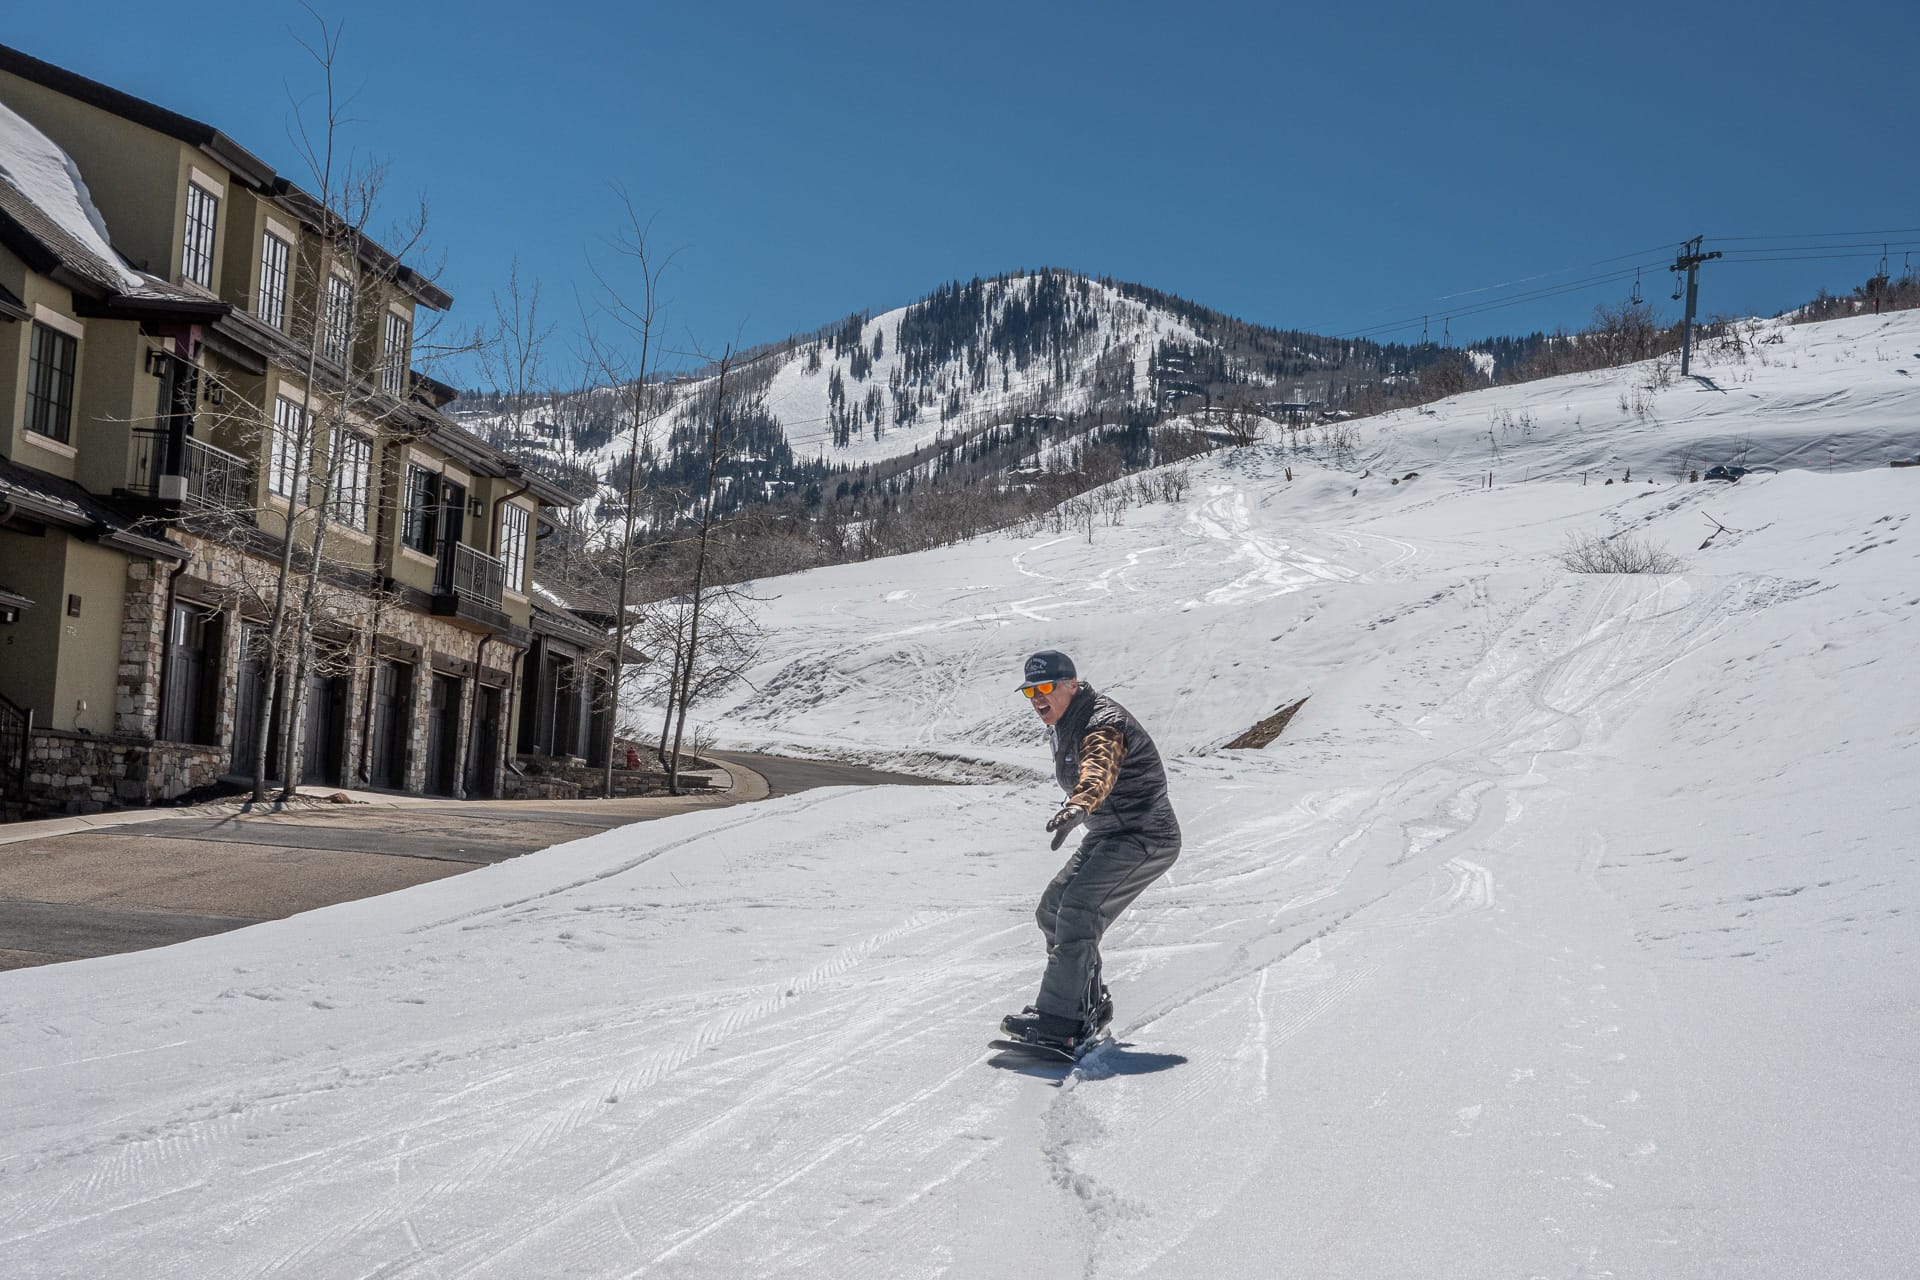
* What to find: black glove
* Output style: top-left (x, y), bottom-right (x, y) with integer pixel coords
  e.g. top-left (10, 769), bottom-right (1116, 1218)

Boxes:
top-left (1046, 803), bottom-right (1087, 850)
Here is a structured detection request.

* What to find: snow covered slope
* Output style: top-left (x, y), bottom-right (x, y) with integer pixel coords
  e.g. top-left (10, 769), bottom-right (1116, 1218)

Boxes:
top-left (2, 310), bottom-right (1917, 1278)
top-left (496, 272), bottom-right (1209, 473)
top-left (758, 275), bottom-right (1202, 468)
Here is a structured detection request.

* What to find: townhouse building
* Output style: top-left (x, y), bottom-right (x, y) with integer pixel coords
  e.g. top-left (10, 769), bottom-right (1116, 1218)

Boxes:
top-left (0, 45), bottom-right (607, 817)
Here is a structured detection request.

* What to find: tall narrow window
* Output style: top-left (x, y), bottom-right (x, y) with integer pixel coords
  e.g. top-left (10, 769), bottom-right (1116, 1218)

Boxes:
top-left (269, 395), bottom-right (307, 498)
top-left (402, 463), bottom-right (438, 552)
top-left (329, 431), bottom-right (373, 531)
top-left (182, 183), bottom-right (218, 288)
top-left (257, 230), bottom-right (291, 328)
top-left (26, 322), bottom-right (78, 443)
top-left (498, 503), bottom-right (530, 594)
top-left (323, 272), bottom-right (354, 365)
top-left (381, 311), bottom-right (411, 396)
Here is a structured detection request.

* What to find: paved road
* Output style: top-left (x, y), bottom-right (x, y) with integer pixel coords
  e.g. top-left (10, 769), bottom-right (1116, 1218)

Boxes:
top-left (709, 751), bottom-right (945, 797)
top-left (0, 753), bottom-right (942, 971)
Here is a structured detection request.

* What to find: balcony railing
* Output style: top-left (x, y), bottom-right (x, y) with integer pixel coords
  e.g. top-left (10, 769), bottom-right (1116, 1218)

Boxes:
top-left (127, 429), bottom-right (255, 512)
top-left (430, 541), bottom-right (511, 634)
top-left (445, 542), bottom-right (506, 607)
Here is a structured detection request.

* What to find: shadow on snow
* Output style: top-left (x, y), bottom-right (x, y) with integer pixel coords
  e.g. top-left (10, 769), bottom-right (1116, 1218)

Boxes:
top-left (987, 1040), bottom-right (1189, 1082)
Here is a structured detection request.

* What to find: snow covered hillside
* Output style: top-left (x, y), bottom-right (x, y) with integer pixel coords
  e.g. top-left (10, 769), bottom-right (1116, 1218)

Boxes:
top-left (3, 310), bottom-right (1917, 1277)
top-left (496, 273), bottom-right (1207, 470)
top-left (462, 270), bottom-right (1365, 535)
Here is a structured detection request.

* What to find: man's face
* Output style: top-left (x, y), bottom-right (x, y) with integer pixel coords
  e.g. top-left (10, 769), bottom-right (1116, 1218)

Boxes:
top-left (1026, 677), bottom-right (1078, 727)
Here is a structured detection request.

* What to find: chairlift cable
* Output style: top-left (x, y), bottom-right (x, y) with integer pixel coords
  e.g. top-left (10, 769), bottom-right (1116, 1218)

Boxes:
top-left (1712, 226), bottom-right (1920, 242)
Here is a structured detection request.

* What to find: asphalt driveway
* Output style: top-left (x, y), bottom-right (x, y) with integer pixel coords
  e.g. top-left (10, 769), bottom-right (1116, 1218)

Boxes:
top-left (0, 752), bottom-right (941, 970)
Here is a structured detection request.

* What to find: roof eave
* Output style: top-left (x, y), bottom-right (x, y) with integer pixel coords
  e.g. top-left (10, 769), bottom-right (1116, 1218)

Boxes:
top-left (71, 292), bottom-right (231, 324)
top-left (101, 527), bottom-right (188, 562)
top-left (0, 44), bottom-right (275, 191)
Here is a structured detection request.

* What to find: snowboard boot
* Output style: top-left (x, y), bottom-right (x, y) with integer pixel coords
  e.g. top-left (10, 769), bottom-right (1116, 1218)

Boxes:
top-left (1000, 1008), bottom-right (1084, 1048)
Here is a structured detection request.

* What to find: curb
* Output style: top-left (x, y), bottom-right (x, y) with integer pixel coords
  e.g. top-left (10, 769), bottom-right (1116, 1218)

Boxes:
top-left (0, 806), bottom-right (186, 847)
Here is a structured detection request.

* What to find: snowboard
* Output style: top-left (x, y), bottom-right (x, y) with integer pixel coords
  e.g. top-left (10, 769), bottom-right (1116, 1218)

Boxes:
top-left (988, 1026), bottom-right (1110, 1063)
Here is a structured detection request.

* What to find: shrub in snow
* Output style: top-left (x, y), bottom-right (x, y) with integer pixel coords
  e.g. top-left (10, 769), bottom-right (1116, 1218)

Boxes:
top-left (1556, 529), bottom-right (1686, 575)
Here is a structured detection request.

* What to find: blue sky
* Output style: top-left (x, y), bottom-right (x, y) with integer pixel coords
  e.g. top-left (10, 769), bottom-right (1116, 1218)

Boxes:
top-left (9, 1), bottom-right (1917, 385)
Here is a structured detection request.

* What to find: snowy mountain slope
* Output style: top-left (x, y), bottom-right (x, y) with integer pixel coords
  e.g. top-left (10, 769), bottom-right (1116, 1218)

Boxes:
top-left (463, 270), bottom-right (1366, 535)
top-left (2, 310), bottom-right (1917, 1277)
top-left (752, 275), bottom-right (1204, 467)
top-left (494, 273), bottom-right (1210, 467)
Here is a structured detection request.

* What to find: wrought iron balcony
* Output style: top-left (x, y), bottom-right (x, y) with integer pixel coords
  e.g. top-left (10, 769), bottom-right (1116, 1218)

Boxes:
top-left (432, 541), bottom-right (510, 631)
top-left (446, 541), bottom-right (505, 605)
top-left (126, 429), bottom-right (255, 513)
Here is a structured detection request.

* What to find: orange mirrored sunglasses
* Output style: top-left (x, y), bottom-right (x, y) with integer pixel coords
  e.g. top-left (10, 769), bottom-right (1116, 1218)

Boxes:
top-left (1018, 681), bottom-right (1057, 699)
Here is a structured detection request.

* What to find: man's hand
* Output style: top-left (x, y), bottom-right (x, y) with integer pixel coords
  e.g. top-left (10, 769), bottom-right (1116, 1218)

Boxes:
top-left (1046, 803), bottom-right (1087, 850)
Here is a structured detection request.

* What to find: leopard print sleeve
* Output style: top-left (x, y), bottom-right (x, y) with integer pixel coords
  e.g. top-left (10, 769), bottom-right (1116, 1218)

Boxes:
top-left (1069, 724), bottom-right (1126, 812)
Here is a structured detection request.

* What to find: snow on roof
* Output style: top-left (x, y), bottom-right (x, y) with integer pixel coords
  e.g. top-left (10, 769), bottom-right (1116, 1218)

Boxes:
top-left (529, 579), bottom-right (571, 609)
top-left (0, 96), bottom-right (143, 291)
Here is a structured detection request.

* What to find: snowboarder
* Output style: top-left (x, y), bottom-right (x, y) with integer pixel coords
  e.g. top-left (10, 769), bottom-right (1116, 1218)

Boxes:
top-left (999, 650), bottom-right (1181, 1054)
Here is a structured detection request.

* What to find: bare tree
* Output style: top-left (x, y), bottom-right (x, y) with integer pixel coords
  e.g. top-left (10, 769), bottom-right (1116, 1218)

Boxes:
top-left (581, 193), bottom-right (674, 797)
top-left (1590, 299), bottom-right (1664, 368)
top-left (479, 257), bottom-right (553, 453)
top-left (632, 572), bottom-right (759, 771)
top-left (191, 9), bottom-right (458, 802)
top-left (663, 348), bottom-right (735, 792)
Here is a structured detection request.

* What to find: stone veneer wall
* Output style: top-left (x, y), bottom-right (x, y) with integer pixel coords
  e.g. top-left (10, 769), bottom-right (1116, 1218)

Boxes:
top-left (116, 559), bottom-right (172, 738)
top-left (25, 730), bottom-right (223, 815)
top-left (70, 531), bottom-right (533, 811)
top-left (156, 537), bottom-right (526, 805)
top-left (502, 755), bottom-right (719, 801)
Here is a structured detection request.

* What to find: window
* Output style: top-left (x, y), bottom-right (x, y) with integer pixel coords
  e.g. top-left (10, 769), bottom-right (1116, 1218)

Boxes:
top-left (381, 311), bottom-right (411, 396)
top-left (26, 322), bottom-right (78, 443)
top-left (182, 183), bottom-right (218, 287)
top-left (257, 231), bottom-right (291, 328)
top-left (499, 503), bottom-right (529, 593)
top-left (323, 272), bottom-right (354, 365)
top-left (329, 431), bottom-right (372, 531)
top-left (402, 463), bottom-right (438, 553)
top-left (269, 396), bottom-right (307, 498)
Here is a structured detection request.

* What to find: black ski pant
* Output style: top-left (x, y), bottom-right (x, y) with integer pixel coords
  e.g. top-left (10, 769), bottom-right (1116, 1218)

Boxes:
top-left (1034, 829), bottom-right (1180, 1022)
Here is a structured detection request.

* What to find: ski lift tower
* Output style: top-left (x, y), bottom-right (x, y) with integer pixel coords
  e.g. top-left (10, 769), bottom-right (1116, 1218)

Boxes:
top-left (1669, 236), bottom-right (1722, 376)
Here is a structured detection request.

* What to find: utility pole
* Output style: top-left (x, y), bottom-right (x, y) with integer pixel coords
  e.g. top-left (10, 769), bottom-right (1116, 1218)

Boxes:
top-left (1669, 235), bottom-right (1722, 376)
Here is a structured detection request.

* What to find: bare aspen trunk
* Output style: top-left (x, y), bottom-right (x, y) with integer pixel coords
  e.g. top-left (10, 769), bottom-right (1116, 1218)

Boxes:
top-left (584, 202), bottom-right (668, 798)
top-left (250, 436), bottom-right (308, 803)
top-left (654, 594), bottom-right (686, 764)
top-left (605, 385), bottom-right (650, 796)
top-left (667, 351), bottom-right (731, 793)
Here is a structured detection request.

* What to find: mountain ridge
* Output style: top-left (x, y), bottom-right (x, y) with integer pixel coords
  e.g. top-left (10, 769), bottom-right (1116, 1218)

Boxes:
top-left (454, 268), bottom-right (1505, 540)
